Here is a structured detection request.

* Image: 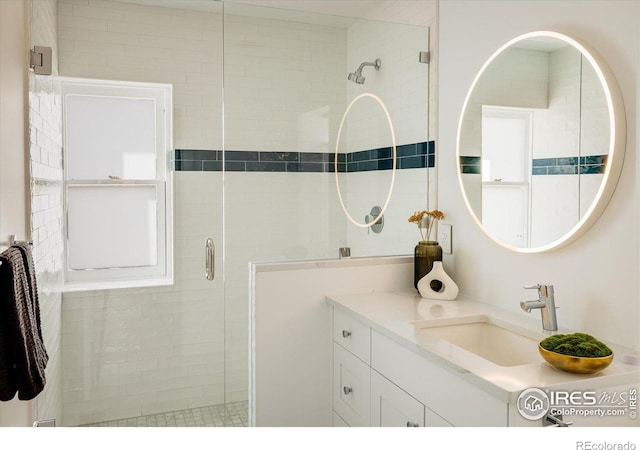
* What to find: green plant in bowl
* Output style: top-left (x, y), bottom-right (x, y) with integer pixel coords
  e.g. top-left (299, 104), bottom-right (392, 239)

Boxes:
top-left (539, 333), bottom-right (613, 374)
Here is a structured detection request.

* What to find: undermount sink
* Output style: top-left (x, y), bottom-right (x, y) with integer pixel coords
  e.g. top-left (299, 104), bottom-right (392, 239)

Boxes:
top-left (412, 317), bottom-right (542, 367)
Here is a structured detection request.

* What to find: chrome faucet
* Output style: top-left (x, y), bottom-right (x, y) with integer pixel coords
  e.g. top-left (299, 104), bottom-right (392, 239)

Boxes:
top-left (520, 284), bottom-right (558, 332)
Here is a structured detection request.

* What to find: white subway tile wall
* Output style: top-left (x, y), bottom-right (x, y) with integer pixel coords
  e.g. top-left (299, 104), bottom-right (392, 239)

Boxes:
top-left (223, 12), bottom-right (346, 153)
top-left (58, 0), bottom-right (223, 150)
top-left (55, 0), bottom-right (437, 425)
top-left (346, 20), bottom-right (429, 151)
top-left (459, 48), bottom-right (549, 159)
top-left (360, 0), bottom-right (438, 143)
top-left (345, 168), bottom-right (436, 256)
top-left (62, 171), bottom-right (225, 425)
top-left (30, 0), bottom-right (64, 425)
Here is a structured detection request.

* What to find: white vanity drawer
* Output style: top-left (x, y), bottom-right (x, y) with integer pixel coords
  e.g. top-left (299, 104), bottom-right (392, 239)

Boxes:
top-left (333, 343), bottom-right (371, 427)
top-left (333, 307), bottom-right (371, 363)
top-left (371, 329), bottom-right (508, 426)
top-left (371, 370), bottom-right (425, 427)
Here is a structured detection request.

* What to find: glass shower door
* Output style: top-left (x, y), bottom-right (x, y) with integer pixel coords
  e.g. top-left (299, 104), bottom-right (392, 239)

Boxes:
top-left (29, 0), bottom-right (234, 427)
top-left (220, 3), bottom-right (432, 426)
top-left (221, 4), bottom-right (348, 421)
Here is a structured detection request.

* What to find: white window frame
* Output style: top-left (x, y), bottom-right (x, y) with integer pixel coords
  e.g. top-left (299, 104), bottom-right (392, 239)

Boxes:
top-left (61, 78), bottom-right (173, 291)
top-left (481, 105), bottom-right (534, 248)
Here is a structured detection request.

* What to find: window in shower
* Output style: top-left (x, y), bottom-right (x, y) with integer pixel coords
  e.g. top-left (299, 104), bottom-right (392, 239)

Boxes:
top-left (61, 78), bottom-right (173, 290)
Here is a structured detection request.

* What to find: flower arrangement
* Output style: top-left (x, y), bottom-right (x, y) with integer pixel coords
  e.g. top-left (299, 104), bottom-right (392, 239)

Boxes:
top-left (408, 209), bottom-right (445, 242)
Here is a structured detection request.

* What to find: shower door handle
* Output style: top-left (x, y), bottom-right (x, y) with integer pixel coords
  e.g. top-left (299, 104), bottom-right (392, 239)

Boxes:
top-left (205, 238), bottom-right (215, 281)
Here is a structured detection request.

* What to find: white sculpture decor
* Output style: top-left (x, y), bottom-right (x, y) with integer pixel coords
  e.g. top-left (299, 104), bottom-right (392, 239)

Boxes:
top-left (417, 261), bottom-right (459, 301)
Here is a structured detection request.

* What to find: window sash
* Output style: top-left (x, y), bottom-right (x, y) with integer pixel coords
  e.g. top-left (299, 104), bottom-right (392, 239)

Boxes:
top-left (61, 78), bottom-right (173, 290)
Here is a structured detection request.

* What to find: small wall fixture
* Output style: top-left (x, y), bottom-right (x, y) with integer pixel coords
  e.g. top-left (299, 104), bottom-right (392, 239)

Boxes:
top-left (30, 46), bottom-right (52, 76)
top-left (365, 206), bottom-right (384, 234)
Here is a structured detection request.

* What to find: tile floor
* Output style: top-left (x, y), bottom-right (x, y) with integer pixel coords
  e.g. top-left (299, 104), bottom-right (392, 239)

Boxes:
top-left (81, 401), bottom-right (248, 427)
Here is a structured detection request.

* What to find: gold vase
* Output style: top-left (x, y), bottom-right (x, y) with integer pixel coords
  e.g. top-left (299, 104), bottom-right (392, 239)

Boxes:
top-left (414, 240), bottom-right (443, 290)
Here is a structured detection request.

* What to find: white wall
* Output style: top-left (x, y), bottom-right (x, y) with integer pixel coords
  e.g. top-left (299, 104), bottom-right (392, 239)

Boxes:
top-left (251, 256), bottom-right (414, 426)
top-left (439, 0), bottom-right (639, 350)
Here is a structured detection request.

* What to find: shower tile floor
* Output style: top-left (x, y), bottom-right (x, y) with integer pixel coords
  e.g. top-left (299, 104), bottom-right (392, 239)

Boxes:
top-left (81, 401), bottom-right (248, 427)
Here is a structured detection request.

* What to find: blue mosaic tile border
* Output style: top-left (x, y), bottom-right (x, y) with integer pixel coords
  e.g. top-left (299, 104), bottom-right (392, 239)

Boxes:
top-left (532, 155), bottom-right (607, 175)
top-left (459, 154), bottom-right (607, 176)
top-left (174, 141), bottom-right (435, 173)
top-left (459, 156), bottom-right (481, 175)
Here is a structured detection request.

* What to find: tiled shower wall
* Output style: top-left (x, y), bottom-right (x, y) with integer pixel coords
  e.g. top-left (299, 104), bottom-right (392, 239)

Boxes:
top-left (56, 0), bottom-right (437, 425)
top-left (29, 0), bottom-right (64, 425)
top-left (530, 45), bottom-right (607, 246)
top-left (344, 17), bottom-right (434, 254)
top-left (56, 0), bottom-right (347, 425)
top-left (62, 173), bottom-right (226, 425)
top-left (58, 0), bottom-right (222, 425)
top-left (57, 0), bottom-right (224, 150)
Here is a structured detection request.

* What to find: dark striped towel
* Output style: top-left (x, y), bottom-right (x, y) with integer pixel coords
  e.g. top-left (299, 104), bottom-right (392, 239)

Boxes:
top-left (0, 242), bottom-right (48, 401)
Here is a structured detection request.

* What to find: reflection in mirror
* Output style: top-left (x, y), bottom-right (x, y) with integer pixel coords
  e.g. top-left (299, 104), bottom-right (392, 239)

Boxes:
top-left (335, 93), bottom-right (396, 228)
top-left (458, 31), bottom-right (624, 252)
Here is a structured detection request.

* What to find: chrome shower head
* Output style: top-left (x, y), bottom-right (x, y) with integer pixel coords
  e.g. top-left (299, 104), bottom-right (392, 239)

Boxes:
top-left (347, 58), bottom-right (381, 84)
top-left (347, 71), bottom-right (366, 84)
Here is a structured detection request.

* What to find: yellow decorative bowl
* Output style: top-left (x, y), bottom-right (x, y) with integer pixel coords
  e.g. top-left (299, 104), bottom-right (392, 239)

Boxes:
top-left (539, 344), bottom-right (613, 374)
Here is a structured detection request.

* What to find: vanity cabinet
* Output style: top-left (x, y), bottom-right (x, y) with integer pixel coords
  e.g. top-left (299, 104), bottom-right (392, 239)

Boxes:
top-left (371, 328), bottom-right (507, 426)
top-left (330, 294), bottom-right (639, 428)
top-left (332, 307), bottom-right (483, 427)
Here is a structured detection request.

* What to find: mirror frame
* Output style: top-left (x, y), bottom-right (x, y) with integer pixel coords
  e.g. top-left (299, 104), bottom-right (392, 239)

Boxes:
top-left (456, 31), bottom-right (626, 253)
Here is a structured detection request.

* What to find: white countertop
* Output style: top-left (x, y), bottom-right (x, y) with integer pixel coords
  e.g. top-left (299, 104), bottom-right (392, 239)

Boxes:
top-left (326, 290), bottom-right (640, 403)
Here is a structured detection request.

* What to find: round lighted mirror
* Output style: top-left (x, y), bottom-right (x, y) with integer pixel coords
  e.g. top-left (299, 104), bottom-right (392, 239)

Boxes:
top-left (335, 93), bottom-right (397, 228)
top-left (457, 31), bottom-right (625, 253)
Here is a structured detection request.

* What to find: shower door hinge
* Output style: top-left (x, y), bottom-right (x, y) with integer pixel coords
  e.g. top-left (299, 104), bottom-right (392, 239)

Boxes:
top-left (30, 46), bottom-right (53, 75)
top-left (418, 51), bottom-right (430, 64)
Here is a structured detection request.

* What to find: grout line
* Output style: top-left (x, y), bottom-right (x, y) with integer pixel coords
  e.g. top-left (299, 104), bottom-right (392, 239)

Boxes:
top-left (79, 401), bottom-right (248, 428)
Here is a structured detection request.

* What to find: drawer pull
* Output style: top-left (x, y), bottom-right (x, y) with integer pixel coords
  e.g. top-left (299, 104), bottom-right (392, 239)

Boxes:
top-left (342, 330), bottom-right (352, 338)
top-left (343, 386), bottom-right (353, 395)
top-left (406, 421), bottom-right (419, 427)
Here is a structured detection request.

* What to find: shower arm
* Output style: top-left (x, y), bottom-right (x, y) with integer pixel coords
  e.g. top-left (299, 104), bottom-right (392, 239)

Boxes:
top-left (356, 59), bottom-right (381, 74)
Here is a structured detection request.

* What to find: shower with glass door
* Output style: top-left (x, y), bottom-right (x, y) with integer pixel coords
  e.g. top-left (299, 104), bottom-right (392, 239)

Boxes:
top-left (27, 0), bottom-right (432, 427)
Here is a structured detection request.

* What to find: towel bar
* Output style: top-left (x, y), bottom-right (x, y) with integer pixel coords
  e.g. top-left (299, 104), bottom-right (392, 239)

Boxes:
top-left (0, 236), bottom-right (33, 267)
top-left (0, 235), bottom-right (33, 247)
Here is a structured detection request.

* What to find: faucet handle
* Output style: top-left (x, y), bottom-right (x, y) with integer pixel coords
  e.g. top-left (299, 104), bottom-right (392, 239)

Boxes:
top-left (524, 284), bottom-right (553, 298)
top-left (523, 284), bottom-right (541, 290)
